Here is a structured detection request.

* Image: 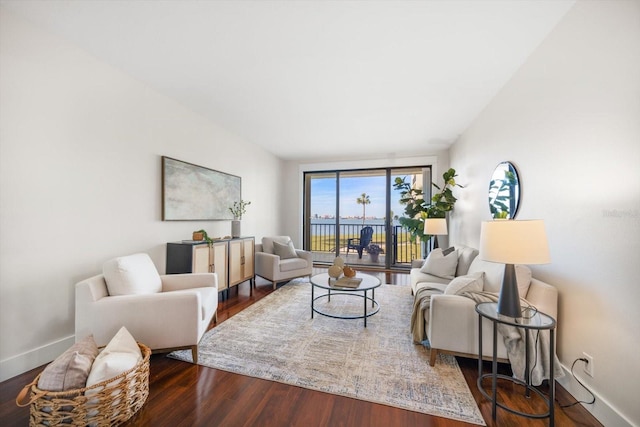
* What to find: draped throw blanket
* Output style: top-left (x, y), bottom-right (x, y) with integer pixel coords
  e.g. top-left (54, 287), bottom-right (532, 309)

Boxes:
top-left (411, 288), bottom-right (564, 386)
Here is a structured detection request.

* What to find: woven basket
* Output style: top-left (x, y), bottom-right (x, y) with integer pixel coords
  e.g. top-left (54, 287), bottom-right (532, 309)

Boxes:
top-left (16, 343), bottom-right (151, 426)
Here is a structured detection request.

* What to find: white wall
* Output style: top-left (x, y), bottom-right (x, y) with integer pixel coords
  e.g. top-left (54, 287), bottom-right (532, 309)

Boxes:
top-left (449, 1), bottom-right (640, 426)
top-left (0, 9), bottom-right (283, 380)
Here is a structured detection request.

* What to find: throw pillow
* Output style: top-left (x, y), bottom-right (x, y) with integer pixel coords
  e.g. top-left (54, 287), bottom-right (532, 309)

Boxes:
top-left (37, 335), bottom-right (99, 391)
top-left (515, 264), bottom-right (533, 297)
top-left (86, 327), bottom-right (142, 390)
top-left (261, 236), bottom-right (292, 255)
top-left (420, 248), bottom-right (459, 279)
top-left (444, 272), bottom-right (485, 295)
top-left (273, 240), bottom-right (298, 259)
top-left (103, 253), bottom-right (162, 296)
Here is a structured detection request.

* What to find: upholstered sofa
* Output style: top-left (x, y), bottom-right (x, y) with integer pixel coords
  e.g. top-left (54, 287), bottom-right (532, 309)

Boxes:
top-left (411, 245), bottom-right (558, 366)
top-left (75, 253), bottom-right (218, 363)
top-left (255, 236), bottom-right (313, 289)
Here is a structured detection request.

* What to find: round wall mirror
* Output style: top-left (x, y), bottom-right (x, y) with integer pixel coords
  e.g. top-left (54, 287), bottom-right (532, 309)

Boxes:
top-left (488, 161), bottom-right (521, 219)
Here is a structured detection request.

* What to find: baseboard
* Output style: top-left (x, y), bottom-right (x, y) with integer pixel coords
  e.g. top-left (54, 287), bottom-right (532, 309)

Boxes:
top-left (558, 362), bottom-right (636, 427)
top-left (0, 335), bottom-right (75, 382)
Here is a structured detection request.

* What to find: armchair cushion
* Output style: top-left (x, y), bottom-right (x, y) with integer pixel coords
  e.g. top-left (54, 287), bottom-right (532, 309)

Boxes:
top-left (444, 272), bottom-right (484, 295)
top-left (279, 257), bottom-right (309, 272)
top-left (103, 253), bottom-right (162, 296)
top-left (420, 248), bottom-right (459, 279)
top-left (273, 240), bottom-right (298, 259)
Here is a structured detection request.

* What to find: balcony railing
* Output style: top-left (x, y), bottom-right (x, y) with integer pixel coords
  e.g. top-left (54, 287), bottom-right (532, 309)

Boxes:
top-left (309, 222), bottom-right (424, 265)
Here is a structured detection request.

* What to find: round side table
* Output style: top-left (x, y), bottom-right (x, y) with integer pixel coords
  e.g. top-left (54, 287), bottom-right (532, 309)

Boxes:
top-left (475, 302), bottom-right (557, 426)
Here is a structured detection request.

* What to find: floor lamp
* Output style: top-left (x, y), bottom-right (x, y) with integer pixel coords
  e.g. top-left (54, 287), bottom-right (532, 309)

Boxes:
top-left (424, 218), bottom-right (448, 250)
top-left (479, 220), bottom-right (550, 318)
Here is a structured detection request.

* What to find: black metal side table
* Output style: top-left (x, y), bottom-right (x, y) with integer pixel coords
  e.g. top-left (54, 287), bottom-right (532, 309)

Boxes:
top-left (475, 302), bottom-right (557, 426)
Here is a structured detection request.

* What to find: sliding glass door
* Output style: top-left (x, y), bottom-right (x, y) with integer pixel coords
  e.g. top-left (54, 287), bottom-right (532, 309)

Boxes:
top-left (304, 165), bottom-right (431, 269)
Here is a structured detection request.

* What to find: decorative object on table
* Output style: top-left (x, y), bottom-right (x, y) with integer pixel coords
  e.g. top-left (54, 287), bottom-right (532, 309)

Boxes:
top-left (479, 219), bottom-right (550, 318)
top-left (343, 266), bottom-right (356, 278)
top-left (228, 199), bottom-right (251, 238)
top-left (488, 161), bottom-right (521, 219)
top-left (333, 257), bottom-right (345, 267)
top-left (192, 229), bottom-right (213, 243)
top-left (328, 265), bottom-right (343, 279)
top-left (162, 156), bottom-right (240, 221)
top-left (365, 244), bottom-right (383, 263)
top-left (393, 168), bottom-right (463, 242)
top-left (423, 218), bottom-right (447, 249)
top-left (331, 276), bottom-right (363, 288)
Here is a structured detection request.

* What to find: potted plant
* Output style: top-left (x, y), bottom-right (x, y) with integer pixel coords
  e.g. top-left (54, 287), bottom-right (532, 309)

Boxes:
top-left (228, 200), bottom-right (251, 238)
top-left (393, 168), bottom-right (463, 241)
top-left (366, 244), bottom-right (383, 263)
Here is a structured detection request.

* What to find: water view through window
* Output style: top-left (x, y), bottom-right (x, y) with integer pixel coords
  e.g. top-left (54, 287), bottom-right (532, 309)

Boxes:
top-left (304, 166), bottom-right (431, 268)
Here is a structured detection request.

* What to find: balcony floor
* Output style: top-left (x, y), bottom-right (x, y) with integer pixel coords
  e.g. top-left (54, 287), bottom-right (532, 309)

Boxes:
top-left (311, 251), bottom-right (413, 269)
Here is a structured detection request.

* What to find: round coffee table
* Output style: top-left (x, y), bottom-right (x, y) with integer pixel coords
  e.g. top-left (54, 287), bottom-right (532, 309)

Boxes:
top-left (310, 272), bottom-right (381, 327)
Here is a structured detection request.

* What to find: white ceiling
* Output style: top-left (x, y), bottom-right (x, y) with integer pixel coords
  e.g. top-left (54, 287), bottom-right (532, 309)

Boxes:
top-left (1, 0), bottom-right (575, 160)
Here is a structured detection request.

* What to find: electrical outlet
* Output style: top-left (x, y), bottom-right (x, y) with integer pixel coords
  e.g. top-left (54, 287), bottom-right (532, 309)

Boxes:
top-left (583, 352), bottom-right (594, 377)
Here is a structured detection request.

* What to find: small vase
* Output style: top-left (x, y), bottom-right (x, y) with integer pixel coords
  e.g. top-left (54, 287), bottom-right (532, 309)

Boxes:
top-left (231, 220), bottom-right (241, 238)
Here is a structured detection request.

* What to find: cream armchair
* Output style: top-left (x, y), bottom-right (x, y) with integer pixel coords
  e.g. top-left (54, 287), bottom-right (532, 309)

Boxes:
top-left (75, 253), bottom-right (218, 363)
top-left (255, 236), bottom-right (313, 289)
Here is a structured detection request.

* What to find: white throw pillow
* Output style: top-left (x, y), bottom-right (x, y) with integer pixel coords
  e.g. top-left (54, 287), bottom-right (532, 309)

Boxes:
top-left (86, 327), bottom-right (142, 390)
top-left (103, 253), bottom-right (162, 296)
top-left (420, 248), bottom-right (459, 279)
top-left (444, 272), bottom-right (485, 295)
top-left (273, 240), bottom-right (298, 259)
top-left (515, 264), bottom-right (532, 297)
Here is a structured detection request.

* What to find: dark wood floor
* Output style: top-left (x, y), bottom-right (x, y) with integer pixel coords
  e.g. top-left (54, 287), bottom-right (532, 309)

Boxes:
top-left (1, 268), bottom-right (602, 427)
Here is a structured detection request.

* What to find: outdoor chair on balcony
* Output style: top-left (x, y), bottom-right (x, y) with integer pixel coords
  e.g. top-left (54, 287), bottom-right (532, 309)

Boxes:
top-left (346, 226), bottom-right (374, 259)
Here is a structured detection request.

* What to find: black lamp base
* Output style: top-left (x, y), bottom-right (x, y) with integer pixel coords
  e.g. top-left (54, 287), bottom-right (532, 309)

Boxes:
top-left (497, 263), bottom-right (522, 318)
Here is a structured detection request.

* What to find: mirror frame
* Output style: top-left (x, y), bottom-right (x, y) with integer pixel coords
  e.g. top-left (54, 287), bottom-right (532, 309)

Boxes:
top-left (488, 161), bottom-right (521, 219)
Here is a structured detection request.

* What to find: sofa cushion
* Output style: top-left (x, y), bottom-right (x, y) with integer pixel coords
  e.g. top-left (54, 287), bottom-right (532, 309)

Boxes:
top-left (261, 236), bottom-right (292, 255)
top-left (515, 265), bottom-right (532, 298)
top-left (444, 272), bottom-right (485, 295)
top-left (455, 246), bottom-right (479, 277)
top-left (410, 269), bottom-right (451, 286)
top-left (86, 327), bottom-right (142, 390)
top-left (37, 335), bottom-right (99, 391)
top-left (103, 253), bottom-right (161, 296)
top-left (273, 240), bottom-right (298, 259)
top-left (415, 282), bottom-right (448, 294)
top-left (467, 257), bottom-right (533, 296)
top-left (420, 248), bottom-right (459, 280)
top-left (467, 257), bottom-right (505, 293)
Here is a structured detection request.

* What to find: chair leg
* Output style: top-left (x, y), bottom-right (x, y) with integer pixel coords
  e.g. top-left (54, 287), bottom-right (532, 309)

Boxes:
top-left (191, 345), bottom-right (198, 364)
top-left (429, 349), bottom-right (438, 366)
top-left (272, 280), bottom-right (277, 290)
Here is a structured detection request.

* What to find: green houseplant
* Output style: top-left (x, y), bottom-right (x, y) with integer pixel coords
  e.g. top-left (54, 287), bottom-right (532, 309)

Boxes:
top-left (393, 168), bottom-right (463, 241)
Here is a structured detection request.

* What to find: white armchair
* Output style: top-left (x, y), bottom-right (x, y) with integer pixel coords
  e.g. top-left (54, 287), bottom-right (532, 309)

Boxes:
top-left (255, 236), bottom-right (313, 289)
top-left (75, 253), bottom-right (218, 363)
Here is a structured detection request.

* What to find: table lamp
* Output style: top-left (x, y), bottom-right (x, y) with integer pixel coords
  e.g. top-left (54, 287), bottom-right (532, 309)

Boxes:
top-left (479, 220), bottom-right (550, 318)
top-left (424, 218), bottom-right (448, 249)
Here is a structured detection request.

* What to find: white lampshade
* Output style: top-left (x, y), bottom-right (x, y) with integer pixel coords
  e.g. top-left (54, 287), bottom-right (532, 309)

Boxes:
top-left (424, 218), bottom-right (448, 236)
top-left (479, 220), bottom-right (550, 265)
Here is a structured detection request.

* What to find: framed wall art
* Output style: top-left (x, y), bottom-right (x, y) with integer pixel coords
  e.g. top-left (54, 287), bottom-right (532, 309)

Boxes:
top-left (162, 156), bottom-right (241, 221)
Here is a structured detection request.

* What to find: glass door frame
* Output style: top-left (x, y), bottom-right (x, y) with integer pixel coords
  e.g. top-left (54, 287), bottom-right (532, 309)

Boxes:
top-left (303, 165), bottom-right (432, 270)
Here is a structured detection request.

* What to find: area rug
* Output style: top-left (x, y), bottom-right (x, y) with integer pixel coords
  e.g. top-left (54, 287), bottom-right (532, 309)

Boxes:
top-left (169, 280), bottom-right (485, 425)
